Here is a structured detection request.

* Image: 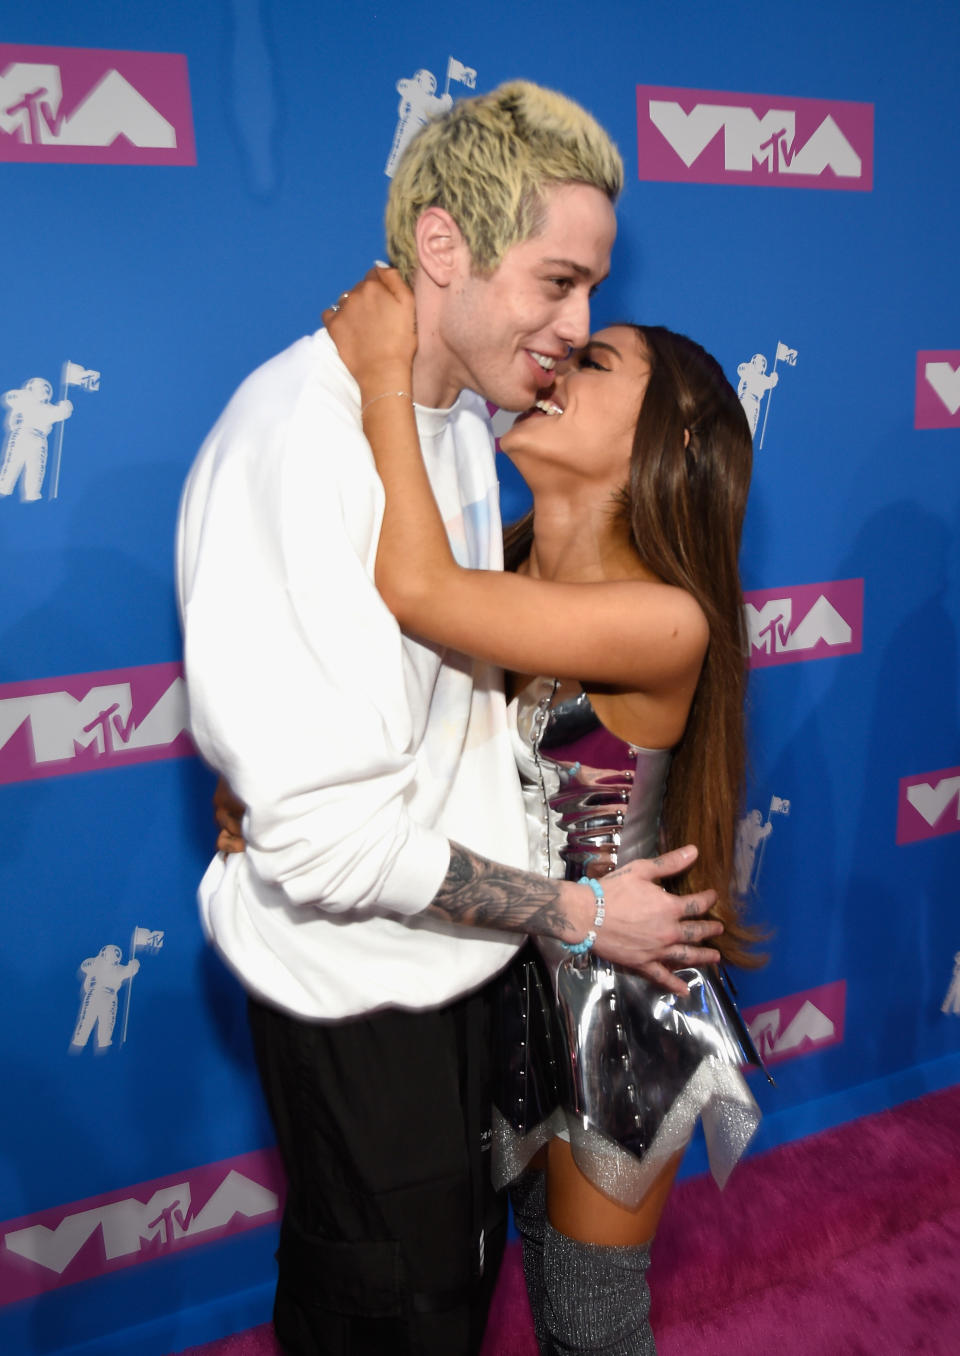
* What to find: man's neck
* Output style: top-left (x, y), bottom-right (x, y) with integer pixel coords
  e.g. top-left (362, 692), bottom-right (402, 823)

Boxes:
top-left (410, 276), bottom-right (466, 409)
top-left (410, 353), bottom-right (462, 410)
top-left (410, 325), bottom-right (464, 409)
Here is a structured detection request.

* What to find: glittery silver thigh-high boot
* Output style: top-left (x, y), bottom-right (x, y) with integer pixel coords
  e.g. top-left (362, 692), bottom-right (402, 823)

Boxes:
top-left (510, 1170), bottom-right (549, 1352)
top-left (542, 1220), bottom-right (656, 1355)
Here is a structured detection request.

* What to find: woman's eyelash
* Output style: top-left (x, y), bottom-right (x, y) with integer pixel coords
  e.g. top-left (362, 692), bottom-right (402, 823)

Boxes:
top-left (578, 355), bottom-right (608, 371)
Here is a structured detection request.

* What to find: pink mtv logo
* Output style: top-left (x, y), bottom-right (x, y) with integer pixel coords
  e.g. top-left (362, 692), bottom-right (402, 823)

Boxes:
top-left (637, 85), bottom-right (873, 190)
top-left (0, 662), bottom-right (195, 784)
top-left (743, 980), bottom-right (846, 1066)
top-left (915, 351), bottom-right (960, 429)
top-left (744, 579), bottom-right (863, 668)
top-left (0, 1148), bottom-right (283, 1305)
top-left (897, 764), bottom-right (960, 844)
top-left (0, 44), bottom-right (195, 165)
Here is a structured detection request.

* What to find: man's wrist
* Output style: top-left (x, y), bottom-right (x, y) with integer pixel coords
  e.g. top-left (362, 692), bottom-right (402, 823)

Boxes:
top-left (556, 878), bottom-right (596, 944)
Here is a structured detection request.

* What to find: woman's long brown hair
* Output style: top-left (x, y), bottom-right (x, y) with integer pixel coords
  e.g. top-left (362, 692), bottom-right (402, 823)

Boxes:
top-left (503, 325), bottom-right (762, 967)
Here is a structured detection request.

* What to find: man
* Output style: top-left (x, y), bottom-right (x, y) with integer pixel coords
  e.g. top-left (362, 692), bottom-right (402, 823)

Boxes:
top-left (177, 81), bottom-right (721, 1355)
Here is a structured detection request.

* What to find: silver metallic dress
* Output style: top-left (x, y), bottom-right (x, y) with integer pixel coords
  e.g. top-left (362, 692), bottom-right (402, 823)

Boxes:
top-left (492, 676), bottom-right (767, 1209)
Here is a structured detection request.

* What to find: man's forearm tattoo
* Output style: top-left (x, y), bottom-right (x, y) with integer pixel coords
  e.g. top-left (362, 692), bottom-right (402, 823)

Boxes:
top-left (427, 842), bottom-right (574, 938)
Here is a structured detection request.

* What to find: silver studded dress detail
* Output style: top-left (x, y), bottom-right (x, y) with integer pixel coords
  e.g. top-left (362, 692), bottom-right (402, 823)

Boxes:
top-left (491, 676), bottom-right (766, 1209)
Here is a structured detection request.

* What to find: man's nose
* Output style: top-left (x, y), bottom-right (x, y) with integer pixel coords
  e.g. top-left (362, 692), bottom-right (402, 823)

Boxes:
top-left (555, 289), bottom-right (591, 351)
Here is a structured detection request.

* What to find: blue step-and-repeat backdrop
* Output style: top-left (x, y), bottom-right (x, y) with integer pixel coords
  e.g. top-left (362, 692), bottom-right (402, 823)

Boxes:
top-left (1, 3), bottom-right (958, 1352)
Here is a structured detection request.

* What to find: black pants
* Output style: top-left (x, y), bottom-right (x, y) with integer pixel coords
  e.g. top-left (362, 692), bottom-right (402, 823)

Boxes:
top-left (248, 988), bottom-right (507, 1356)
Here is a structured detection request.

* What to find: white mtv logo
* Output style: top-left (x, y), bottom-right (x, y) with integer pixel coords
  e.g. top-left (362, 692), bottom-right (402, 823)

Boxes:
top-left (0, 677), bottom-right (188, 763)
top-left (906, 776), bottom-right (960, 828)
top-left (650, 101), bottom-right (862, 177)
top-left (0, 63), bottom-right (176, 148)
top-left (748, 1000), bottom-right (835, 1060)
top-left (745, 595), bottom-right (852, 655)
top-left (5, 1170), bottom-right (277, 1274)
top-left (925, 363), bottom-right (960, 416)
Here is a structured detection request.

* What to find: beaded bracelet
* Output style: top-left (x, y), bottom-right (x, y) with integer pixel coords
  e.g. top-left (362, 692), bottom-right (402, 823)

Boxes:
top-left (361, 390), bottom-right (412, 417)
top-left (561, 876), bottom-right (606, 955)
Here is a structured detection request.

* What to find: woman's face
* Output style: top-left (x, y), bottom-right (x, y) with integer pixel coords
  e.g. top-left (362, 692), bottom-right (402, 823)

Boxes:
top-left (499, 325), bottom-right (652, 486)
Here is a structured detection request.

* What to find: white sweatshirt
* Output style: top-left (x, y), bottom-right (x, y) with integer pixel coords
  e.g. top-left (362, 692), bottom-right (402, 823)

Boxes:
top-left (176, 330), bottom-right (529, 1018)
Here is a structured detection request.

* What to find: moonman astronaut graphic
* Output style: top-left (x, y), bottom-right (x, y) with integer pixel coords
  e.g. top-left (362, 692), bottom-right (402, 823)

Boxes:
top-left (735, 794), bottom-right (790, 896)
top-left (0, 378), bottom-right (72, 501)
top-left (384, 70), bottom-right (453, 177)
top-left (735, 809), bottom-right (773, 896)
top-left (70, 945), bottom-right (139, 1051)
top-left (736, 354), bottom-right (778, 437)
top-left (942, 952), bottom-right (960, 1016)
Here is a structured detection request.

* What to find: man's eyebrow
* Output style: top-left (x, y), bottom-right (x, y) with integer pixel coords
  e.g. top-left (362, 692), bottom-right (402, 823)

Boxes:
top-left (540, 257), bottom-right (598, 280)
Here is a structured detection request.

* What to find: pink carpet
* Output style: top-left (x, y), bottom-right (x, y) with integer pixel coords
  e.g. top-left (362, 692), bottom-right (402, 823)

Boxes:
top-left (175, 1083), bottom-right (960, 1355)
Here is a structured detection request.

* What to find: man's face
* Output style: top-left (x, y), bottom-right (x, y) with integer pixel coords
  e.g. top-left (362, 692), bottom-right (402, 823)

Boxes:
top-left (436, 182), bottom-right (617, 412)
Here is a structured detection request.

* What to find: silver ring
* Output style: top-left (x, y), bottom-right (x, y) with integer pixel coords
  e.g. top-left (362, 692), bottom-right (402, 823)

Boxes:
top-left (330, 302), bottom-right (340, 314)
top-left (339, 291), bottom-right (350, 302)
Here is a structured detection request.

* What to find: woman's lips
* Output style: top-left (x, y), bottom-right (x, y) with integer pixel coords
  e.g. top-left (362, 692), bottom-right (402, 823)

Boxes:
top-left (512, 398), bottom-right (563, 425)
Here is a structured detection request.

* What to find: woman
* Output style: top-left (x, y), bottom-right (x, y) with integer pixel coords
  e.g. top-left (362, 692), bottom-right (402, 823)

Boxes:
top-left (218, 274), bottom-right (765, 1354)
top-left (317, 268), bottom-right (767, 1356)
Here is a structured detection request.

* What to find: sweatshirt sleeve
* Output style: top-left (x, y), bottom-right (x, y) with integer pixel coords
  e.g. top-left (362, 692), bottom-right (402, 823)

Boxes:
top-left (177, 363), bottom-right (452, 918)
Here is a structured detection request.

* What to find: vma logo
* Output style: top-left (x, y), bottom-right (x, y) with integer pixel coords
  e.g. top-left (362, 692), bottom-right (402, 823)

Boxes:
top-left (0, 662), bottom-right (194, 785)
top-left (744, 579), bottom-right (864, 668)
top-left (897, 764), bottom-right (960, 844)
top-left (637, 85), bottom-right (873, 190)
top-left (915, 351), bottom-right (960, 430)
top-left (743, 980), bottom-right (846, 1066)
top-left (0, 44), bottom-right (195, 165)
top-left (0, 1149), bottom-right (283, 1305)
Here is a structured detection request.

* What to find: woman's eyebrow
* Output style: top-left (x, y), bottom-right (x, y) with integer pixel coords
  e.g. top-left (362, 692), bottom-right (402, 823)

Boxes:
top-left (580, 340), bottom-right (622, 359)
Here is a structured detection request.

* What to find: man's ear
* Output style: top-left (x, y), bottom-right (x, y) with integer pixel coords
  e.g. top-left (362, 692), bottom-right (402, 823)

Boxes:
top-left (415, 207), bottom-right (466, 287)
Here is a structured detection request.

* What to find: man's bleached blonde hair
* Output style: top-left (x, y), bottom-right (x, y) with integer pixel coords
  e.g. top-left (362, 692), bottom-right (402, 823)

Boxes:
top-left (385, 80), bottom-right (624, 282)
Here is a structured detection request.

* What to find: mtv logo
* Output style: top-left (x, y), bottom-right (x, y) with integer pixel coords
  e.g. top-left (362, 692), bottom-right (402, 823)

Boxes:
top-left (915, 351), bottom-right (960, 429)
top-left (742, 980), bottom-right (846, 1066)
top-left (897, 765), bottom-right (960, 844)
top-left (0, 662), bottom-right (194, 785)
top-left (0, 1149), bottom-right (284, 1305)
top-left (743, 579), bottom-right (864, 668)
top-left (636, 85), bottom-right (873, 191)
top-left (0, 44), bottom-right (195, 165)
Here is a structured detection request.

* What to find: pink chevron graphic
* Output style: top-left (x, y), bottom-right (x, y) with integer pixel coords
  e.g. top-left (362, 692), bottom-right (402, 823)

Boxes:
top-left (0, 44), bottom-right (195, 165)
top-left (637, 84), bottom-right (872, 190)
top-left (0, 662), bottom-right (194, 784)
top-left (0, 1148), bottom-right (284, 1305)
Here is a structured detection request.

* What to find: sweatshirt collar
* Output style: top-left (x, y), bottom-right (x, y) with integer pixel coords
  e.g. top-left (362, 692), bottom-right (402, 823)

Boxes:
top-left (414, 393), bottom-right (461, 438)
